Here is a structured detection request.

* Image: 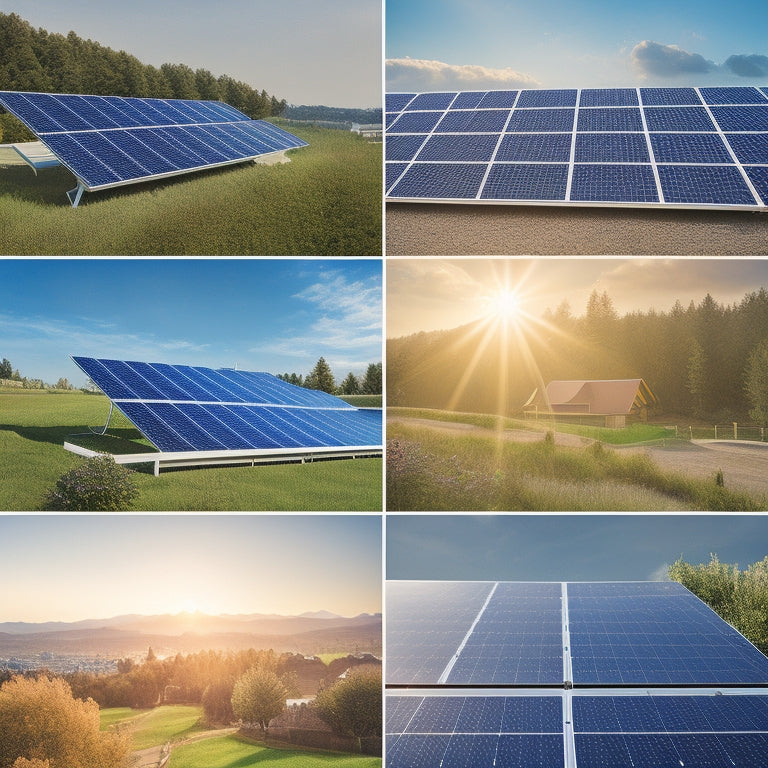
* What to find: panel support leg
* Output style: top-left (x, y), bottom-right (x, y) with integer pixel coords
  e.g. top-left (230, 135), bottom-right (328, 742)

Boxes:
top-left (66, 183), bottom-right (85, 208)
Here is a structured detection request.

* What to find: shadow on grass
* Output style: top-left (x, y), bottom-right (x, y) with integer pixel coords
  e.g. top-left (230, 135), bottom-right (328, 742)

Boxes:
top-left (0, 423), bottom-right (153, 451)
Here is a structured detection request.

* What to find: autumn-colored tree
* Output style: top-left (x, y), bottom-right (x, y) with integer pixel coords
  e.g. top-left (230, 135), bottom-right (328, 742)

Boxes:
top-left (0, 676), bottom-right (129, 768)
top-left (231, 668), bottom-right (288, 734)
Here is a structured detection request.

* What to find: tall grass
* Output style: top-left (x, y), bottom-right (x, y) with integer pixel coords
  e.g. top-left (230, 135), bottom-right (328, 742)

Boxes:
top-left (1, 392), bottom-right (381, 511)
top-left (387, 422), bottom-right (764, 511)
top-left (0, 125), bottom-right (381, 255)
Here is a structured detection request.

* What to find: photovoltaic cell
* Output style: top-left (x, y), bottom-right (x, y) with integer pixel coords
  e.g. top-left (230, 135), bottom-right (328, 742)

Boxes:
top-left (385, 86), bottom-right (767, 208)
top-left (71, 357), bottom-right (380, 454)
top-left (0, 91), bottom-right (307, 203)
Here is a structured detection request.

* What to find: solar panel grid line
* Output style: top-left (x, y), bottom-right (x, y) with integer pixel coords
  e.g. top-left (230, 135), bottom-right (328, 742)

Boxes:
top-left (564, 89), bottom-right (580, 201)
top-left (562, 582), bottom-right (573, 685)
top-left (694, 86), bottom-right (764, 205)
top-left (117, 401), bottom-right (196, 452)
top-left (637, 86), bottom-right (667, 203)
top-left (475, 91), bottom-right (522, 200)
top-left (438, 582), bottom-right (499, 683)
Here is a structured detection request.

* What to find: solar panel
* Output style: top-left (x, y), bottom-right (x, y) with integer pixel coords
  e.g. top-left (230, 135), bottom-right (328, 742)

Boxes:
top-left (0, 91), bottom-right (307, 206)
top-left (385, 86), bottom-right (768, 209)
top-left (385, 582), bottom-right (768, 767)
top-left (71, 356), bottom-right (380, 454)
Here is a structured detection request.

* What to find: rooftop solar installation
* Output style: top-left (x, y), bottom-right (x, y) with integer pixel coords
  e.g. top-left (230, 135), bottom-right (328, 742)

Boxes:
top-left (385, 86), bottom-right (768, 209)
top-left (71, 356), bottom-right (380, 455)
top-left (385, 581), bottom-right (768, 767)
top-left (0, 91), bottom-right (307, 206)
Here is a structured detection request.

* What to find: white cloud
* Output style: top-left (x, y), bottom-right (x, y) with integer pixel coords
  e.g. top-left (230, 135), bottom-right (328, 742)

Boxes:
top-left (387, 57), bottom-right (539, 93)
top-left (630, 40), bottom-right (715, 77)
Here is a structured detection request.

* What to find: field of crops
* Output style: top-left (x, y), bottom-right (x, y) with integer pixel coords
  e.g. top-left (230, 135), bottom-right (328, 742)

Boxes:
top-left (1, 391), bottom-right (382, 511)
top-left (0, 123), bottom-right (381, 255)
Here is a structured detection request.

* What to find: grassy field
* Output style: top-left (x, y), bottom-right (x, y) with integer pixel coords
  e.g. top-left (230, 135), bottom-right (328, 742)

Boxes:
top-left (1, 391), bottom-right (382, 511)
top-left (99, 705), bottom-right (206, 750)
top-left (387, 419), bottom-right (764, 511)
top-left (168, 734), bottom-right (381, 768)
top-left (0, 124), bottom-right (381, 255)
top-left (388, 407), bottom-right (678, 445)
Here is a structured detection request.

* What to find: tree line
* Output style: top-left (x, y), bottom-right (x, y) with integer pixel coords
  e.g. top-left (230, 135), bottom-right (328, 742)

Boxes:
top-left (278, 358), bottom-right (382, 396)
top-left (388, 288), bottom-right (768, 423)
top-left (0, 12), bottom-right (287, 142)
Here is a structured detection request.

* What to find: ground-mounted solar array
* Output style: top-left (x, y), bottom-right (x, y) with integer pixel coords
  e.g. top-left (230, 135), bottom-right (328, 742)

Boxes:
top-left (0, 91), bottom-right (307, 205)
top-left (72, 356), bottom-right (381, 454)
top-left (385, 87), bottom-right (768, 209)
top-left (385, 581), bottom-right (768, 767)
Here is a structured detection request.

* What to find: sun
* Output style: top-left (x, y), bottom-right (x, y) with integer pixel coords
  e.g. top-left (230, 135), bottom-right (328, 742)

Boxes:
top-left (486, 288), bottom-right (522, 322)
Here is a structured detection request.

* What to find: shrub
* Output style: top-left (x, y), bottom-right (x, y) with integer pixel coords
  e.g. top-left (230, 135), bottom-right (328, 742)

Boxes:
top-left (43, 455), bottom-right (139, 511)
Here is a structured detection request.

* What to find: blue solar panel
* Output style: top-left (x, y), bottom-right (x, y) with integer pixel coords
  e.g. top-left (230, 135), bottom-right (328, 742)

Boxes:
top-left (746, 166), bottom-right (768, 204)
top-left (385, 87), bottom-right (767, 208)
top-left (577, 108), bottom-right (643, 132)
top-left (386, 162), bottom-right (409, 192)
top-left (650, 133), bottom-right (734, 163)
top-left (386, 582), bottom-right (494, 685)
top-left (481, 164), bottom-right (569, 201)
top-left (71, 357), bottom-right (379, 454)
top-left (388, 162), bottom-right (487, 199)
top-left (386, 93), bottom-right (416, 111)
top-left (575, 133), bottom-right (650, 163)
top-left (658, 165), bottom-right (756, 205)
top-left (570, 165), bottom-right (658, 203)
top-left (0, 91), bottom-right (307, 204)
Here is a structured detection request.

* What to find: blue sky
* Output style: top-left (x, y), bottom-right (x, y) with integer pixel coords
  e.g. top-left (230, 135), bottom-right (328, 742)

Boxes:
top-left (0, 515), bottom-right (382, 622)
top-left (3, 0), bottom-right (381, 108)
top-left (387, 515), bottom-right (768, 582)
top-left (0, 258), bottom-right (382, 387)
top-left (387, 0), bottom-right (768, 91)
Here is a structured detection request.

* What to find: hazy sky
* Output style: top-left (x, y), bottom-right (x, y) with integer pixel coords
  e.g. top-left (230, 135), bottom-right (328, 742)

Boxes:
top-left (387, 258), bottom-right (768, 338)
top-left (0, 514), bottom-right (381, 622)
top-left (4, 0), bottom-right (381, 108)
top-left (387, 0), bottom-right (768, 91)
top-left (0, 258), bottom-right (382, 387)
top-left (387, 514), bottom-right (768, 582)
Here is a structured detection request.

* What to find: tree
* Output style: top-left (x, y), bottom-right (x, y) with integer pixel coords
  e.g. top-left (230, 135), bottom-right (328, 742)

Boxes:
top-left (745, 339), bottom-right (768, 426)
top-left (55, 378), bottom-right (70, 390)
top-left (202, 680), bottom-right (235, 725)
top-left (43, 455), bottom-right (139, 511)
top-left (686, 338), bottom-right (708, 419)
top-left (0, 358), bottom-right (11, 379)
top-left (305, 357), bottom-right (335, 394)
top-left (0, 676), bottom-right (129, 768)
top-left (231, 667), bottom-right (288, 734)
top-left (339, 372), bottom-right (360, 395)
top-left (361, 362), bottom-right (382, 395)
top-left (315, 666), bottom-right (382, 750)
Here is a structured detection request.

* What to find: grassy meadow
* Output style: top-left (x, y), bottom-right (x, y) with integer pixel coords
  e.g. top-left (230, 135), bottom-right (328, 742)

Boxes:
top-left (1, 391), bottom-right (382, 511)
top-left (387, 413), bottom-right (764, 511)
top-left (0, 123), bottom-right (381, 255)
top-left (168, 734), bottom-right (381, 768)
top-left (100, 705), bottom-right (206, 750)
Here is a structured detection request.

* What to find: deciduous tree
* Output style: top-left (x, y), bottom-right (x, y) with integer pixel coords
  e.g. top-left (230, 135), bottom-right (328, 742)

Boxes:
top-left (231, 667), bottom-right (288, 734)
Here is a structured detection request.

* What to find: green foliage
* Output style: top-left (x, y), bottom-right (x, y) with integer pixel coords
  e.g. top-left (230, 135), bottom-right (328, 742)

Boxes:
top-left (340, 372), bottom-right (361, 395)
top-left (669, 554), bottom-right (768, 655)
top-left (305, 357), bottom-right (336, 394)
top-left (2, 392), bottom-right (381, 511)
top-left (0, 676), bottom-right (129, 768)
top-left (0, 126), bottom-right (380, 255)
top-left (315, 666), bottom-right (382, 741)
top-left (0, 358), bottom-right (11, 379)
top-left (43, 454), bottom-right (139, 511)
top-left (231, 668), bottom-right (288, 733)
top-left (745, 338), bottom-right (768, 426)
top-left (361, 363), bottom-right (383, 395)
top-left (167, 734), bottom-right (381, 768)
top-left (387, 420), bottom-right (765, 511)
top-left (202, 681), bottom-right (235, 726)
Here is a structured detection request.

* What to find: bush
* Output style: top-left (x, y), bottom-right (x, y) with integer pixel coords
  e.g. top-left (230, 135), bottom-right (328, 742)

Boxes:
top-left (43, 455), bottom-right (139, 511)
top-left (315, 666), bottom-right (382, 747)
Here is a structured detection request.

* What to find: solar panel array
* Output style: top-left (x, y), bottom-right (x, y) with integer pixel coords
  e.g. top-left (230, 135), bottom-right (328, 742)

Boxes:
top-left (0, 91), bottom-right (307, 201)
top-left (72, 356), bottom-right (381, 453)
top-left (385, 581), bottom-right (768, 767)
top-left (385, 86), bottom-right (768, 208)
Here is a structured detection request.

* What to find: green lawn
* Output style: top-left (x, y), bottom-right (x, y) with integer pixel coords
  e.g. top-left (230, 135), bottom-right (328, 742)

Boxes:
top-left (0, 124), bottom-right (381, 255)
top-left (99, 706), bottom-right (152, 731)
top-left (168, 734), bottom-right (381, 768)
top-left (122, 705), bottom-right (206, 751)
top-left (1, 391), bottom-right (382, 511)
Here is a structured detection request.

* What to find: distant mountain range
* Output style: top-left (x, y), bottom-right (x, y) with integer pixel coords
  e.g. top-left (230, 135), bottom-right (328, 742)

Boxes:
top-left (0, 611), bottom-right (382, 658)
